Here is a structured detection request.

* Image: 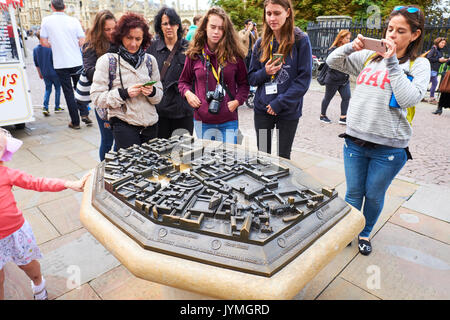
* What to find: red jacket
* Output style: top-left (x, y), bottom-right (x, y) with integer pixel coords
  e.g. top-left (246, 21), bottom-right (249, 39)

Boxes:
top-left (0, 166), bottom-right (66, 239)
top-left (178, 45), bottom-right (249, 124)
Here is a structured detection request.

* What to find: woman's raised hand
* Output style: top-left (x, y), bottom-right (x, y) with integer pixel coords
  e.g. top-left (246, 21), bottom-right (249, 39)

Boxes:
top-left (352, 34), bottom-right (365, 51)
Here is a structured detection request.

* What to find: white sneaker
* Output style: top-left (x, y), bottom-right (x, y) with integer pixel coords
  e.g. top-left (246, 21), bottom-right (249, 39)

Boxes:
top-left (31, 277), bottom-right (48, 300)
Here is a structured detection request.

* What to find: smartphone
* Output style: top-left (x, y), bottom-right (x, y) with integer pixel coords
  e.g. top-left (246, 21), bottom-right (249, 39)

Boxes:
top-left (271, 53), bottom-right (284, 66)
top-left (143, 80), bottom-right (157, 87)
top-left (363, 37), bottom-right (387, 53)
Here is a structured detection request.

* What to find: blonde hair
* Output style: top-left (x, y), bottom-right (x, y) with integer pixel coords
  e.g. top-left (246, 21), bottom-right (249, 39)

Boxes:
top-left (329, 30), bottom-right (351, 49)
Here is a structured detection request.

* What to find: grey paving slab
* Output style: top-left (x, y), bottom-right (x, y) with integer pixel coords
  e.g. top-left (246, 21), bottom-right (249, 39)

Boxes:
top-left (389, 207), bottom-right (450, 245)
top-left (317, 277), bottom-right (380, 300)
top-left (340, 223), bottom-right (450, 300)
top-left (402, 184), bottom-right (450, 222)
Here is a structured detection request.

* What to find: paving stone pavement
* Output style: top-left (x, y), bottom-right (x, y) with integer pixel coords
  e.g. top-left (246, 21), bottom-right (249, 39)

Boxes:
top-left (1, 37), bottom-right (448, 300)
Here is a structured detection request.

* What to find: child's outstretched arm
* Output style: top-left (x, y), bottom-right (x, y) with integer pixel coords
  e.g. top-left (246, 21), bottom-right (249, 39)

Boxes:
top-left (64, 172), bottom-right (91, 192)
top-left (6, 169), bottom-right (91, 193)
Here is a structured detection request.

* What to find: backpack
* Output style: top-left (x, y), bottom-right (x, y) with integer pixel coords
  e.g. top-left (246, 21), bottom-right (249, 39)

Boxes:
top-left (96, 53), bottom-right (154, 120)
top-left (317, 62), bottom-right (329, 86)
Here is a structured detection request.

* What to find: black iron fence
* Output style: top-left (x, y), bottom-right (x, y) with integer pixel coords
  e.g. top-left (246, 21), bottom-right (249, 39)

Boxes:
top-left (307, 17), bottom-right (450, 59)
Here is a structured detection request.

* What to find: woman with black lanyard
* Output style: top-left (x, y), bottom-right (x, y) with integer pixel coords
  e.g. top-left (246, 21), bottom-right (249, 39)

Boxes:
top-left (248, 0), bottom-right (312, 160)
top-left (147, 7), bottom-right (193, 138)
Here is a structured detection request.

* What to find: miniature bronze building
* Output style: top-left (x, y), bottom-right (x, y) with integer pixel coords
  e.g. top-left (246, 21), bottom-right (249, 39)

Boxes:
top-left (91, 136), bottom-right (351, 277)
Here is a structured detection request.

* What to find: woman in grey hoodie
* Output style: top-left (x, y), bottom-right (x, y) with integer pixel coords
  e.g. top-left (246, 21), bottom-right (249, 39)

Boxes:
top-left (326, 6), bottom-right (430, 255)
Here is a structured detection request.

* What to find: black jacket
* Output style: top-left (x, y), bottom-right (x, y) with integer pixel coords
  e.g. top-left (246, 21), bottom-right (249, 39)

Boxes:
top-left (82, 43), bottom-right (100, 83)
top-left (324, 46), bottom-right (349, 85)
top-left (427, 46), bottom-right (444, 72)
top-left (146, 38), bottom-right (193, 119)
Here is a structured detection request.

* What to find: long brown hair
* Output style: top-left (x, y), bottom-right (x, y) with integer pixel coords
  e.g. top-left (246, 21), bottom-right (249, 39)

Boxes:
top-left (373, 5), bottom-right (424, 64)
top-left (259, 0), bottom-right (295, 63)
top-left (329, 30), bottom-right (351, 49)
top-left (84, 10), bottom-right (116, 57)
top-left (185, 6), bottom-right (245, 64)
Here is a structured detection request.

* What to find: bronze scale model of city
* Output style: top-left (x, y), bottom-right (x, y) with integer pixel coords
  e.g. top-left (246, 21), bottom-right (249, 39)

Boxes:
top-left (91, 135), bottom-right (351, 277)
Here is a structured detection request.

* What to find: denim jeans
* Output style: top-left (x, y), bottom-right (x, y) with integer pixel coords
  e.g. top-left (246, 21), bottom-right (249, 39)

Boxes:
top-left (55, 66), bottom-right (89, 126)
top-left (194, 120), bottom-right (238, 144)
top-left (343, 138), bottom-right (407, 238)
top-left (430, 71), bottom-right (439, 98)
top-left (94, 108), bottom-right (114, 161)
top-left (43, 75), bottom-right (61, 109)
top-left (321, 81), bottom-right (351, 116)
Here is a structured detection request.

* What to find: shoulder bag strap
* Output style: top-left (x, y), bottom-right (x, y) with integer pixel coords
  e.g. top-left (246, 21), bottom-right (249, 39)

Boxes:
top-left (160, 40), bottom-right (180, 81)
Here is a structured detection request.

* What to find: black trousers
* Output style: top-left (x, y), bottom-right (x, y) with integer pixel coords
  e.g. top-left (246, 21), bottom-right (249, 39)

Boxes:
top-left (110, 117), bottom-right (158, 150)
top-left (157, 115), bottom-right (194, 139)
top-left (55, 66), bottom-right (89, 126)
top-left (254, 112), bottom-right (299, 160)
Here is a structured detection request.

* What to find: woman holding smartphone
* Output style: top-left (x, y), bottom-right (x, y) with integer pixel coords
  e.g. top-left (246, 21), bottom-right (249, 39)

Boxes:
top-left (326, 6), bottom-right (430, 255)
top-left (248, 0), bottom-right (312, 160)
top-left (90, 13), bottom-right (163, 150)
top-left (178, 7), bottom-right (249, 144)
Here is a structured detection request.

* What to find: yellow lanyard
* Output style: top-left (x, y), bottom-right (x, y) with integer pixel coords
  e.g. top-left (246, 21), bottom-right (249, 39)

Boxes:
top-left (202, 49), bottom-right (223, 84)
top-left (269, 36), bottom-right (275, 81)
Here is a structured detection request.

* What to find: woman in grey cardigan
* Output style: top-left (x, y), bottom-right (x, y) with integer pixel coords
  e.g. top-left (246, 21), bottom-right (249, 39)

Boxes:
top-left (326, 6), bottom-right (430, 255)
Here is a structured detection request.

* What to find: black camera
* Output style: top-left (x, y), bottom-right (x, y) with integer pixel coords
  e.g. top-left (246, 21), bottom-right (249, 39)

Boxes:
top-left (206, 85), bottom-right (224, 114)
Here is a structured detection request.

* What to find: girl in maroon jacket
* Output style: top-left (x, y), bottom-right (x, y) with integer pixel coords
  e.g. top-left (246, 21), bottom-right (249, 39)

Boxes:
top-left (178, 6), bottom-right (249, 144)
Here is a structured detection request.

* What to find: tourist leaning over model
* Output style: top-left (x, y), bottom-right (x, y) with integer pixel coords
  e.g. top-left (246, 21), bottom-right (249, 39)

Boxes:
top-left (90, 12), bottom-right (162, 150)
top-left (147, 6), bottom-right (193, 139)
top-left (326, 5), bottom-right (430, 255)
top-left (248, 0), bottom-right (312, 160)
top-left (178, 6), bottom-right (249, 144)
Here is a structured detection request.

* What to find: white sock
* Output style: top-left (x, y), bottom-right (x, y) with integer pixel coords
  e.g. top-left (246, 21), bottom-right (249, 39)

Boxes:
top-left (31, 276), bottom-right (47, 299)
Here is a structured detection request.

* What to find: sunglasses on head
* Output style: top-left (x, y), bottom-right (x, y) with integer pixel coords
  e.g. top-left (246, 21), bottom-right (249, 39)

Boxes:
top-left (393, 6), bottom-right (420, 16)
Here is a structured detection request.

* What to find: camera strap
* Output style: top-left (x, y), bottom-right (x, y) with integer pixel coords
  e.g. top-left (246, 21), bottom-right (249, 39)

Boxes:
top-left (200, 50), bottom-right (235, 101)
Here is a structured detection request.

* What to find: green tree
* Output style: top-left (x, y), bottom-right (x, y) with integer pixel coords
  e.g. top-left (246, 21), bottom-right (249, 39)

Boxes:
top-left (210, 0), bottom-right (264, 30)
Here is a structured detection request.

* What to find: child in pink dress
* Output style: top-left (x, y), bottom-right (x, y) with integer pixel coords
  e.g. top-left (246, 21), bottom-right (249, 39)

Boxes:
top-left (0, 128), bottom-right (90, 300)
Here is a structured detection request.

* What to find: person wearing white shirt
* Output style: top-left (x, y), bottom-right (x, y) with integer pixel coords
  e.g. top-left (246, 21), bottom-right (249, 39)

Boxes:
top-left (40, 0), bottom-right (92, 129)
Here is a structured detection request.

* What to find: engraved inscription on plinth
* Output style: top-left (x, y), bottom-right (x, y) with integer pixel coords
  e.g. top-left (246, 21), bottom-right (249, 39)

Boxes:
top-left (91, 136), bottom-right (351, 277)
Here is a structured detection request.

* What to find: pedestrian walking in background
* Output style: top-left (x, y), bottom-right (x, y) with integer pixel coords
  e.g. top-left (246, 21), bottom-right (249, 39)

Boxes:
top-left (326, 5), bottom-right (430, 256)
top-left (0, 128), bottom-right (90, 300)
top-left (147, 7), bottom-right (193, 139)
top-left (435, 59), bottom-right (450, 115)
top-left (81, 10), bottom-right (116, 161)
top-left (248, 0), bottom-right (312, 160)
top-left (39, 0), bottom-right (92, 130)
top-left (239, 19), bottom-right (258, 70)
top-left (178, 6), bottom-right (249, 145)
top-left (185, 14), bottom-right (202, 42)
top-left (320, 30), bottom-right (352, 125)
top-left (90, 12), bottom-right (163, 150)
top-left (33, 30), bottom-right (62, 117)
top-left (427, 37), bottom-right (448, 105)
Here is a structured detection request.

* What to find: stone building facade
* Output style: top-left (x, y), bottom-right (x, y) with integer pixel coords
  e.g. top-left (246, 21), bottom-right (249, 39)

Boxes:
top-left (18, 0), bottom-right (206, 32)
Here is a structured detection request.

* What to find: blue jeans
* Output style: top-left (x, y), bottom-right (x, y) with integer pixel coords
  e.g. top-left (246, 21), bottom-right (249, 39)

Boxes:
top-left (194, 120), bottom-right (238, 144)
top-left (321, 81), bottom-right (351, 116)
top-left (430, 70), bottom-right (438, 98)
top-left (43, 75), bottom-right (61, 109)
top-left (343, 138), bottom-right (407, 238)
top-left (94, 108), bottom-right (114, 161)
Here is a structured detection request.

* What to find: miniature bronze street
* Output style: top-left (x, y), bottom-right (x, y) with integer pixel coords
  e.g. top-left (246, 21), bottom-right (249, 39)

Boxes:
top-left (91, 136), bottom-right (351, 276)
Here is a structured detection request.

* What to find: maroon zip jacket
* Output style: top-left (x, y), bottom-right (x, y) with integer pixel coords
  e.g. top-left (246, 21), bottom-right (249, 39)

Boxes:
top-left (178, 45), bottom-right (249, 124)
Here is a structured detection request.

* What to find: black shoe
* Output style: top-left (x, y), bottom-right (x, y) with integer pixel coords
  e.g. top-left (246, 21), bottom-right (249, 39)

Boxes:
top-left (81, 116), bottom-right (93, 126)
top-left (320, 115), bottom-right (331, 124)
top-left (432, 108), bottom-right (442, 115)
top-left (339, 117), bottom-right (347, 125)
top-left (358, 237), bottom-right (372, 256)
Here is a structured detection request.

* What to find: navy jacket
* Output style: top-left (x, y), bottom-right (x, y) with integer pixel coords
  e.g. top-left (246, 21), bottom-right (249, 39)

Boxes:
top-left (248, 27), bottom-right (312, 120)
top-left (33, 45), bottom-right (58, 78)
